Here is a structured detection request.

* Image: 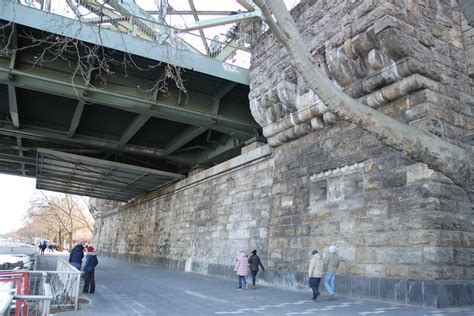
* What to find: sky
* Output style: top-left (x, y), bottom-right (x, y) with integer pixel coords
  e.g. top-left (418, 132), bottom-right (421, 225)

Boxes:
top-left (1, 0), bottom-right (301, 235)
top-left (0, 175), bottom-right (38, 234)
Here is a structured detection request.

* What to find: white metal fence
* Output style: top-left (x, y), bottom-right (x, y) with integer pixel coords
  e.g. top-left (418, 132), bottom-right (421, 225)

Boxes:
top-left (34, 256), bottom-right (81, 311)
top-left (1, 254), bottom-right (82, 315)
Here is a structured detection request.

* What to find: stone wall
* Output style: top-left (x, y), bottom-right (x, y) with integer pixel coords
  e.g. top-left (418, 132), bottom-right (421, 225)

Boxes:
top-left (249, 0), bottom-right (473, 276)
top-left (94, 145), bottom-right (274, 273)
top-left (93, 0), bottom-right (473, 308)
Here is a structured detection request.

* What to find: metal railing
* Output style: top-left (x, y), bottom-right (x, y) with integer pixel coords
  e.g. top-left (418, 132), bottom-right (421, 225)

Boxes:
top-left (34, 256), bottom-right (81, 311)
top-left (13, 0), bottom-right (262, 66)
top-left (0, 255), bottom-right (81, 315)
top-left (0, 271), bottom-right (29, 316)
top-left (0, 270), bottom-right (53, 316)
top-left (15, 272), bottom-right (52, 316)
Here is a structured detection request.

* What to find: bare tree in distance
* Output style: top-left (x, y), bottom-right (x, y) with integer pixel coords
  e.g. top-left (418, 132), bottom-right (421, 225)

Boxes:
top-left (24, 193), bottom-right (95, 250)
top-left (7, 217), bottom-right (50, 244)
top-left (253, 0), bottom-right (473, 197)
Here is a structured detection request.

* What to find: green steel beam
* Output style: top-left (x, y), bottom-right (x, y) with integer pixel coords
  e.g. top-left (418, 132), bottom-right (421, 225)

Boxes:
top-left (162, 82), bottom-right (239, 156)
top-left (1, 118), bottom-right (242, 168)
top-left (7, 23), bottom-right (19, 128)
top-left (210, 82), bottom-right (237, 114)
top-left (150, 10), bottom-right (240, 16)
top-left (0, 69), bottom-right (257, 138)
top-left (16, 136), bottom-right (26, 176)
top-left (188, 0), bottom-right (211, 56)
top-left (8, 85), bottom-right (19, 128)
top-left (0, 2), bottom-right (250, 85)
top-left (0, 123), bottom-right (168, 159)
top-left (162, 126), bottom-right (208, 156)
top-left (0, 153), bottom-right (35, 165)
top-left (68, 101), bottom-right (86, 138)
top-left (178, 11), bottom-right (259, 32)
top-left (174, 135), bottom-right (241, 166)
top-left (117, 114), bottom-right (150, 149)
top-left (237, 0), bottom-right (259, 11)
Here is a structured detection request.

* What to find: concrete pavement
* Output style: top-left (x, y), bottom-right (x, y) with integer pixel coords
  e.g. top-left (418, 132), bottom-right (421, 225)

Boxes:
top-left (53, 256), bottom-right (474, 316)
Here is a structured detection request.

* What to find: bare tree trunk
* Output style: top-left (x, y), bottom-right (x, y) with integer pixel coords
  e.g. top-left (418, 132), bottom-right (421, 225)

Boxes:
top-left (58, 230), bottom-right (62, 251)
top-left (253, 0), bottom-right (473, 197)
top-left (68, 231), bottom-right (73, 250)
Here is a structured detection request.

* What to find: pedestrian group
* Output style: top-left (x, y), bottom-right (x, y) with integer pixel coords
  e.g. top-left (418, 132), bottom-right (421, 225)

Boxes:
top-left (308, 245), bottom-right (340, 301)
top-left (235, 246), bottom-right (339, 301)
top-left (68, 241), bottom-right (99, 294)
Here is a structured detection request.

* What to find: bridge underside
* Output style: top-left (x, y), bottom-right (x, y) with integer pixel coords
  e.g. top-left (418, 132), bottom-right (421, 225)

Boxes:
top-left (0, 14), bottom-right (260, 201)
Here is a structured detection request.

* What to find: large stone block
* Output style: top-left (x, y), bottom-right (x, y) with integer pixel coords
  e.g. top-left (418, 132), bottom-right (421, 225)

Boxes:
top-left (375, 247), bottom-right (399, 264)
top-left (399, 247), bottom-right (423, 264)
top-left (408, 230), bottom-right (439, 245)
top-left (423, 247), bottom-right (454, 265)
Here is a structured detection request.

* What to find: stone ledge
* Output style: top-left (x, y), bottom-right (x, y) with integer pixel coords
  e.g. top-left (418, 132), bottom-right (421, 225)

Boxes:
top-left (122, 144), bottom-right (273, 208)
top-left (174, 144), bottom-right (272, 191)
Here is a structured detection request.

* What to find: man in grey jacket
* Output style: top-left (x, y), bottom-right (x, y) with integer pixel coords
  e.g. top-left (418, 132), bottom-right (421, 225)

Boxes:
top-left (323, 245), bottom-right (340, 300)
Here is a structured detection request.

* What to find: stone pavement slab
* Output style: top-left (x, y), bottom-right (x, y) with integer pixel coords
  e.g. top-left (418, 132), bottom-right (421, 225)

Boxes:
top-left (53, 256), bottom-right (474, 316)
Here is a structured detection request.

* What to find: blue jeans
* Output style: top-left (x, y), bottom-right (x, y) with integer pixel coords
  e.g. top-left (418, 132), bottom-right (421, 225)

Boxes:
top-left (324, 272), bottom-right (336, 296)
top-left (238, 275), bottom-right (247, 288)
top-left (251, 271), bottom-right (258, 285)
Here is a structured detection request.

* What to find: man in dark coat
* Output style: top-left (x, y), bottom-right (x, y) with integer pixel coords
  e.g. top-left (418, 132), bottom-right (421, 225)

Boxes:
top-left (69, 242), bottom-right (84, 270)
top-left (39, 240), bottom-right (47, 255)
top-left (83, 245), bottom-right (99, 294)
top-left (248, 249), bottom-right (265, 289)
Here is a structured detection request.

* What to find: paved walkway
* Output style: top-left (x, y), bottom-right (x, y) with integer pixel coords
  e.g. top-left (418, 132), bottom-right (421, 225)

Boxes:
top-left (54, 256), bottom-right (473, 316)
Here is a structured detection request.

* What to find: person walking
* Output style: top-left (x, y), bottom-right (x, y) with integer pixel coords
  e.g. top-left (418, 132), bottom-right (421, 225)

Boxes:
top-left (69, 241), bottom-right (84, 270)
top-left (82, 245), bottom-right (99, 294)
top-left (234, 250), bottom-right (249, 290)
top-left (39, 240), bottom-right (47, 255)
top-left (248, 249), bottom-right (265, 289)
top-left (308, 249), bottom-right (323, 301)
top-left (323, 245), bottom-right (340, 300)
